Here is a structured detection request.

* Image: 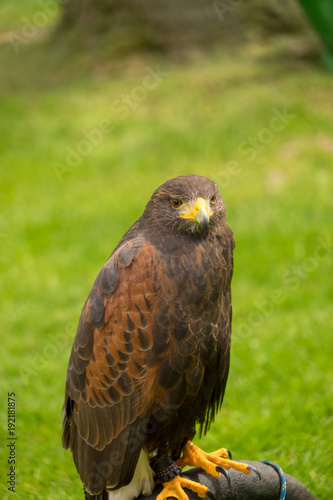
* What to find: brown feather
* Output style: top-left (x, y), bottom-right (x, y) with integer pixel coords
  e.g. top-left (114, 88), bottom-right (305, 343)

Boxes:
top-left (62, 175), bottom-right (235, 495)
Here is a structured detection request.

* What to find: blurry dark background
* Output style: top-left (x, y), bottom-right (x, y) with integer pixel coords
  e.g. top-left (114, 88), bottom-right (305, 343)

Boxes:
top-left (58, 0), bottom-right (312, 51)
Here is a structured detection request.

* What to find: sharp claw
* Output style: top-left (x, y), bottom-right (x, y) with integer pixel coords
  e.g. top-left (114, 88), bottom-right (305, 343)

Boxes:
top-left (246, 464), bottom-right (261, 480)
top-left (215, 465), bottom-right (231, 487)
top-left (206, 489), bottom-right (215, 499)
top-left (226, 449), bottom-right (232, 460)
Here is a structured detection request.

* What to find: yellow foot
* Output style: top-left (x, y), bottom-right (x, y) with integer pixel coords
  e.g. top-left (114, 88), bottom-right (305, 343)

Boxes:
top-left (156, 476), bottom-right (208, 500)
top-left (177, 441), bottom-right (259, 482)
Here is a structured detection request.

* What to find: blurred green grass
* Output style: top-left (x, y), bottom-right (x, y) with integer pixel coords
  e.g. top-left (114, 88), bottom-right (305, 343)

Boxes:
top-left (0, 5), bottom-right (333, 499)
top-left (0, 1), bottom-right (45, 31)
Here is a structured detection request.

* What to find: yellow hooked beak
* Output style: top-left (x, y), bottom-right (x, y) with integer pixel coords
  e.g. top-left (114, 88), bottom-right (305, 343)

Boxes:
top-left (180, 197), bottom-right (213, 234)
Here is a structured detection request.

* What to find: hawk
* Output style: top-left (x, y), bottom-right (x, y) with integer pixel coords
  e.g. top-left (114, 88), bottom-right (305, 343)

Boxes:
top-left (62, 175), bottom-right (258, 500)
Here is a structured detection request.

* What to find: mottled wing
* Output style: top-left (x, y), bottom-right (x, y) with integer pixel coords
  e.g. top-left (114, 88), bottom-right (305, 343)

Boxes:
top-left (206, 229), bottom-right (234, 433)
top-left (62, 238), bottom-right (158, 494)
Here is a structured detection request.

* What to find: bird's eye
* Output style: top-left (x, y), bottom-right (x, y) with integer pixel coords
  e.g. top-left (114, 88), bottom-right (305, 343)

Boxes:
top-left (210, 194), bottom-right (217, 205)
top-left (170, 198), bottom-right (184, 209)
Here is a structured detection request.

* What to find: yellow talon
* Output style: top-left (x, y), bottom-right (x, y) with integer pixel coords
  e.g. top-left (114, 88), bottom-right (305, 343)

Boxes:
top-left (156, 476), bottom-right (208, 500)
top-left (176, 441), bottom-right (251, 478)
top-left (156, 440), bottom-right (257, 500)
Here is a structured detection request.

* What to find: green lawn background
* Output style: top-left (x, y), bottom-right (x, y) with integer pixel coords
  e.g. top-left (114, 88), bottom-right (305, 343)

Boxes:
top-left (0, 3), bottom-right (332, 499)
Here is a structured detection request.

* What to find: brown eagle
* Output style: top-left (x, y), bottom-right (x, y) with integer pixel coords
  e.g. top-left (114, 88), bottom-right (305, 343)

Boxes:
top-left (62, 175), bottom-right (257, 500)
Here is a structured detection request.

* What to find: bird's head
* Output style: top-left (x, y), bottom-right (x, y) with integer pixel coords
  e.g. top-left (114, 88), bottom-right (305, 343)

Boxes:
top-left (144, 175), bottom-right (227, 236)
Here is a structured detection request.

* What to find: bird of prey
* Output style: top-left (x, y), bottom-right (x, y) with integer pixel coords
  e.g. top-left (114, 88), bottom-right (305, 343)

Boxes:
top-left (62, 175), bottom-right (258, 500)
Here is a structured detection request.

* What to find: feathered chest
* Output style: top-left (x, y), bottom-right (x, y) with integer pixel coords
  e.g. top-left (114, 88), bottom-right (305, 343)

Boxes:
top-left (156, 235), bottom-right (230, 324)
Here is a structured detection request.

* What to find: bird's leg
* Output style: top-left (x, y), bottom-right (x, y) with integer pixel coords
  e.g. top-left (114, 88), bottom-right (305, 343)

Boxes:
top-left (152, 456), bottom-right (208, 500)
top-left (153, 441), bottom-right (260, 500)
top-left (176, 441), bottom-right (261, 483)
top-left (151, 456), bottom-right (182, 484)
